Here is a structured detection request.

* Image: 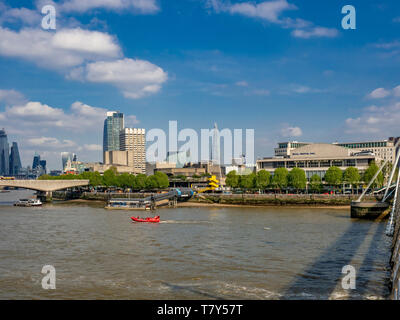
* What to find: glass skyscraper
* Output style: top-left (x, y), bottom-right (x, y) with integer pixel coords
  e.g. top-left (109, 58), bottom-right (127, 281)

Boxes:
top-left (0, 129), bottom-right (9, 176)
top-left (9, 142), bottom-right (22, 176)
top-left (32, 153), bottom-right (40, 170)
top-left (103, 111), bottom-right (124, 153)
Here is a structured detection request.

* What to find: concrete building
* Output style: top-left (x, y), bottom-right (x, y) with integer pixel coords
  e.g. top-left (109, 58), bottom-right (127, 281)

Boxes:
top-left (334, 136), bottom-right (399, 165)
top-left (275, 137), bottom-right (399, 165)
top-left (119, 128), bottom-right (146, 174)
top-left (257, 143), bottom-right (379, 180)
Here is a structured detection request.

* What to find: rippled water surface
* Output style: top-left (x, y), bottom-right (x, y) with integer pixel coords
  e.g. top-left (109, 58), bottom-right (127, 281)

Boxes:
top-left (0, 190), bottom-right (392, 299)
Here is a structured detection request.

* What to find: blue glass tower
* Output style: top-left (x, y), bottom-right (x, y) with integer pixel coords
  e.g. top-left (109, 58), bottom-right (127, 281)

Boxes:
top-left (103, 111), bottom-right (124, 155)
top-left (0, 129), bottom-right (9, 176)
top-left (9, 142), bottom-right (22, 176)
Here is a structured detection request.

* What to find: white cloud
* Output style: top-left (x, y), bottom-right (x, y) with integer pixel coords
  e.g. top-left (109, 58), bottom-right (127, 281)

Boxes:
top-left (60, 0), bottom-right (159, 14)
top-left (0, 27), bottom-right (121, 69)
top-left (228, 0), bottom-right (296, 23)
top-left (291, 27), bottom-right (338, 39)
top-left (70, 58), bottom-right (168, 99)
top-left (281, 125), bottom-right (302, 137)
top-left (0, 89), bottom-right (26, 105)
top-left (208, 0), bottom-right (338, 39)
top-left (0, 6), bottom-right (41, 26)
top-left (367, 86), bottom-right (400, 99)
top-left (0, 27), bottom-right (166, 98)
top-left (393, 85), bottom-right (400, 97)
top-left (28, 136), bottom-right (77, 149)
top-left (345, 101), bottom-right (400, 135)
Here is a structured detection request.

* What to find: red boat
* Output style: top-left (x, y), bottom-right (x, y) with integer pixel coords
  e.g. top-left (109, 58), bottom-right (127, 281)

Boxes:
top-left (131, 216), bottom-right (160, 223)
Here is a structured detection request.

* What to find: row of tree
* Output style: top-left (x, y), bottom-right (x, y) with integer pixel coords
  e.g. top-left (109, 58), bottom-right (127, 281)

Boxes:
top-left (225, 162), bottom-right (390, 192)
top-left (39, 167), bottom-right (170, 190)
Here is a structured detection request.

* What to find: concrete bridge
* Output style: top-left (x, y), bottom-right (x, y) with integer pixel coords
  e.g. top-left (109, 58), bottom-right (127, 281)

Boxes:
top-left (0, 180), bottom-right (89, 192)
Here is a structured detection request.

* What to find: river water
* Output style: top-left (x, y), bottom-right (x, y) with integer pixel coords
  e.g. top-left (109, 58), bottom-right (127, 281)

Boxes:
top-left (0, 190), bottom-right (392, 300)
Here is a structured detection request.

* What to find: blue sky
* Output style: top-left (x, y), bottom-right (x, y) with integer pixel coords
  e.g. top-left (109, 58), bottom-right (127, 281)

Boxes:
top-left (0, 0), bottom-right (399, 170)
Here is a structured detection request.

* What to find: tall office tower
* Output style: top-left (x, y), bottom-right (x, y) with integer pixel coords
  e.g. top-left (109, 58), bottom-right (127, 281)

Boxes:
top-left (39, 160), bottom-right (47, 174)
top-left (120, 128), bottom-right (146, 173)
top-left (103, 111), bottom-right (124, 155)
top-left (9, 142), bottom-right (22, 176)
top-left (0, 129), bottom-right (9, 175)
top-left (212, 123), bottom-right (220, 165)
top-left (32, 153), bottom-right (40, 170)
top-left (61, 152), bottom-right (76, 170)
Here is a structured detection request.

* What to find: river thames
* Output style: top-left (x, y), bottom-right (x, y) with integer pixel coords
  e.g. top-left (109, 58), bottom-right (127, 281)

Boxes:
top-left (0, 190), bottom-right (392, 299)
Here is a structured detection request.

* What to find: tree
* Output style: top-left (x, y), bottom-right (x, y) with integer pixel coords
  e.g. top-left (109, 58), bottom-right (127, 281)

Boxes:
top-left (309, 174), bottom-right (322, 193)
top-left (343, 167), bottom-right (360, 192)
top-left (145, 175), bottom-right (159, 189)
top-left (135, 174), bottom-right (147, 190)
top-left (324, 166), bottom-right (342, 186)
top-left (256, 170), bottom-right (270, 190)
top-left (103, 168), bottom-right (117, 187)
top-left (240, 173), bottom-right (256, 190)
top-left (363, 161), bottom-right (384, 188)
top-left (225, 170), bottom-right (240, 188)
top-left (154, 171), bottom-right (169, 189)
top-left (288, 168), bottom-right (306, 191)
top-left (272, 168), bottom-right (288, 191)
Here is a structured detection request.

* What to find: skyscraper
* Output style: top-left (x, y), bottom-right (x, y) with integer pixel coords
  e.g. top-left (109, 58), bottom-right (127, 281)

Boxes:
top-left (9, 142), bottom-right (22, 176)
top-left (120, 128), bottom-right (146, 173)
top-left (0, 129), bottom-right (9, 175)
top-left (32, 153), bottom-right (40, 170)
top-left (103, 111), bottom-right (124, 162)
top-left (39, 160), bottom-right (47, 174)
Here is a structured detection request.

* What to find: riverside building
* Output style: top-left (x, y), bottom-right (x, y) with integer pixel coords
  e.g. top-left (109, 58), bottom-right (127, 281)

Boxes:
top-left (257, 143), bottom-right (379, 180)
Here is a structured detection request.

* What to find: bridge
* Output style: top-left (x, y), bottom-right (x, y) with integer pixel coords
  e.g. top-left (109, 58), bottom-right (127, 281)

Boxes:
top-left (349, 137), bottom-right (400, 299)
top-left (0, 179), bottom-right (89, 192)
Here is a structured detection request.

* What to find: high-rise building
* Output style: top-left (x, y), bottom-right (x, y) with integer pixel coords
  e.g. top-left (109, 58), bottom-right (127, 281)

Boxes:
top-left (0, 129), bottom-right (10, 175)
top-left (61, 152), bottom-right (76, 170)
top-left (119, 128), bottom-right (146, 173)
top-left (39, 160), bottom-right (47, 174)
top-left (9, 142), bottom-right (22, 176)
top-left (103, 111), bottom-right (124, 158)
top-left (32, 153), bottom-right (40, 170)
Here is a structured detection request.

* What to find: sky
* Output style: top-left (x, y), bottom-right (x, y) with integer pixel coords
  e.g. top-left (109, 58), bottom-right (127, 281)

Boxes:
top-left (0, 0), bottom-right (399, 170)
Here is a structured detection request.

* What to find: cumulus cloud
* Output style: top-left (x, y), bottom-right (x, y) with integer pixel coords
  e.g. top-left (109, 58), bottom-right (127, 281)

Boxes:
top-left (28, 136), bottom-right (77, 149)
top-left (80, 144), bottom-right (102, 151)
top-left (69, 58), bottom-right (168, 99)
top-left (0, 6), bottom-right (41, 26)
top-left (367, 85), bottom-right (399, 99)
top-left (345, 101), bottom-right (400, 135)
top-left (60, 0), bottom-right (159, 14)
top-left (0, 26), bottom-right (167, 98)
top-left (281, 124), bottom-right (302, 137)
top-left (208, 0), bottom-right (338, 39)
top-left (0, 89), bottom-right (27, 105)
top-left (0, 27), bottom-right (121, 69)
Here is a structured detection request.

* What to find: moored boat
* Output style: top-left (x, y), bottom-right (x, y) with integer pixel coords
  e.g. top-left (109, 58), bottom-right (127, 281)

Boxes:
top-left (14, 199), bottom-right (42, 207)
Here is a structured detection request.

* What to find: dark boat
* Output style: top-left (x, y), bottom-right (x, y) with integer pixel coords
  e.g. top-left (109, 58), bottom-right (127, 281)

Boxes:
top-left (131, 216), bottom-right (160, 223)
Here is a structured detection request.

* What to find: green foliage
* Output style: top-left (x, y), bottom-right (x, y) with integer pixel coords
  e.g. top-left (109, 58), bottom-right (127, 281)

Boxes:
top-left (154, 171), bottom-right (169, 189)
top-left (135, 174), bottom-right (147, 190)
top-left (309, 174), bottom-right (322, 192)
top-left (363, 161), bottom-right (384, 188)
top-left (288, 168), bottom-right (306, 190)
top-left (103, 168), bottom-right (117, 187)
top-left (255, 170), bottom-right (270, 189)
top-left (145, 175), bottom-right (159, 189)
top-left (272, 168), bottom-right (289, 190)
top-left (343, 167), bottom-right (360, 185)
top-left (225, 170), bottom-right (240, 188)
top-left (240, 173), bottom-right (256, 189)
top-left (324, 166), bottom-right (343, 186)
